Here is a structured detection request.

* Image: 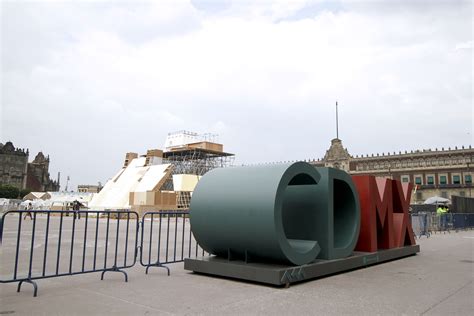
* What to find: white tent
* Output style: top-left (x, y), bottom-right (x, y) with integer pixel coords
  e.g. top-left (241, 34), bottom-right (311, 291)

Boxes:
top-left (20, 200), bottom-right (33, 207)
top-left (423, 196), bottom-right (451, 205)
top-left (23, 192), bottom-right (51, 200)
top-left (19, 199), bottom-right (52, 210)
top-left (0, 198), bottom-right (22, 212)
top-left (47, 192), bottom-right (94, 203)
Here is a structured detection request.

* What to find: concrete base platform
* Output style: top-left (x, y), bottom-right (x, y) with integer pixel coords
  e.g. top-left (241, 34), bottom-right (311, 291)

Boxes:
top-left (184, 245), bottom-right (420, 286)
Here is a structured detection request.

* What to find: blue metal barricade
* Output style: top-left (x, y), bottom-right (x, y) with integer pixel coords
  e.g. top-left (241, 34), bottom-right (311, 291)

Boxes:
top-left (452, 214), bottom-right (467, 230)
top-left (139, 211), bottom-right (207, 275)
top-left (0, 210), bottom-right (139, 296)
top-left (428, 213), bottom-right (474, 233)
top-left (417, 212), bottom-right (430, 238)
top-left (466, 213), bottom-right (474, 229)
top-left (6, 208), bottom-right (472, 298)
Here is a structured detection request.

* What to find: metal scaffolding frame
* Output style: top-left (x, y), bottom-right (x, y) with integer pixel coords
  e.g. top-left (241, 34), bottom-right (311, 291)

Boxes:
top-left (163, 148), bottom-right (234, 176)
top-left (158, 148), bottom-right (235, 199)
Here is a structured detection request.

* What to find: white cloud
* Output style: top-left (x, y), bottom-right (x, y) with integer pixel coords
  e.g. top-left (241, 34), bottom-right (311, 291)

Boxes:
top-left (455, 40), bottom-right (473, 51)
top-left (1, 0), bottom-right (472, 190)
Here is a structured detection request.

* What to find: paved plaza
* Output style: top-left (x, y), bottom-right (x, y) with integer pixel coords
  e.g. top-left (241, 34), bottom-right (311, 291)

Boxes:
top-left (1, 228), bottom-right (473, 315)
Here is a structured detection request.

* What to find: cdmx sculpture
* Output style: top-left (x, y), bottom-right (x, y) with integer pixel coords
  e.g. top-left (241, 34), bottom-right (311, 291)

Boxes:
top-left (185, 162), bottom-right (418, 286)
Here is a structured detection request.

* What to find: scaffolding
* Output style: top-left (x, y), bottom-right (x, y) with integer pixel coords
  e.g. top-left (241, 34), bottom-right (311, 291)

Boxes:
top-left (159, 131), bottom-right (235, 209)
top-left (163, 148), bottom-right (234, 176)
top-left (176, 191), bottom-right (192, 209)
top-left (158, 146), bottom-right (234, 207)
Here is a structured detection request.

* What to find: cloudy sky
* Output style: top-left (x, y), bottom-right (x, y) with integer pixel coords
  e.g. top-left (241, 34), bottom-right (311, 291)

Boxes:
top-left (1, 0), bottom-right (472, 190)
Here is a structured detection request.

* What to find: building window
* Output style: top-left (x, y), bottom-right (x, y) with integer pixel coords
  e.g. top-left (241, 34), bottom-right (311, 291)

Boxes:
top-left (427, 176), bottom-right (434, 185)
top-left (441, 191), bottom-right (448, 198)
top-left (466, 175), bottom-right (472, 184)
top-left (415, 177), bottom-right (422, 185)
top-left (453, 175), bottom-right (461, 184)
top-left (401, 176), bottom-right (409, 183)
top-left (440, 175), bottom-right (447, 185)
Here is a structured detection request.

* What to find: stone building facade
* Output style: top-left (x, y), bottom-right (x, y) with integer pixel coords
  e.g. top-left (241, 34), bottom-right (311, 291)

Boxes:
top-left (0, 141), bottom-right (60, 192)
top-left (26, 152), bottom-right (60, 192)
top-left (311, 138), bottom-right (473, 204)
top-left (0, 142), bottom-right (29, 189)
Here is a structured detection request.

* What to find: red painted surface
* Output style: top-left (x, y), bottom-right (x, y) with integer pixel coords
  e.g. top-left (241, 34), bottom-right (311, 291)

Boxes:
top-left (392, 180), bottom-right (416, 247)
top-left (352, 175), bottom-right (415, 252)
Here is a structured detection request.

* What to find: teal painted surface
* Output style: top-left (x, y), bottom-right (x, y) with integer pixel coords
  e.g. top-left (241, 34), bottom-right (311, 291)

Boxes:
top-left (190, 162), bottom-right (322, 265)
top-left (313, 167), bottom-right (360, 260)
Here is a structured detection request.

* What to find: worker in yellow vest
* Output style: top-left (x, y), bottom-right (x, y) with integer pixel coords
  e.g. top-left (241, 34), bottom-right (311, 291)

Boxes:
top-left (436, 205), bottom-right (446, 215)
top-left (436, 205), bottom-right (448, 231)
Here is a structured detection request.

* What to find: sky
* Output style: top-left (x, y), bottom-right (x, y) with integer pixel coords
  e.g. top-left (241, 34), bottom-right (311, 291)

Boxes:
top-left (1, 0), bottom-right (472, 191)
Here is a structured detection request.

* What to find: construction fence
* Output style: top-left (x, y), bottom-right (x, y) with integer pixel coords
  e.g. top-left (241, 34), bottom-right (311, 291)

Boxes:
top-left (451, 195), bottom-right (474, 213)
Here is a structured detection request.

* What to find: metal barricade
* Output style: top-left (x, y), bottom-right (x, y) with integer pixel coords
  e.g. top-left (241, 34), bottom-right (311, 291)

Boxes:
top-left (4, 208), bottom-right (474, 298)
top-left (429, 213), bottom-right (443, 233)
top-left (468, 213), bottom-right (474, 229)
top-left (434, 213), bottom-right (452, 233)
top-left (140, 211), bottom-right (207, 275)
top-left (412, 212), bottom-right (431, 238)
top-left (0, 210), bottom-right (139, 296)
top-left (452, 213), bottom-right (465, 230)
top-left (428, 213), bottom-right (474, 233)
top-left (410, 213), bottom-right (420, 238)
top-left (410, 212), bottom-right (474, 236)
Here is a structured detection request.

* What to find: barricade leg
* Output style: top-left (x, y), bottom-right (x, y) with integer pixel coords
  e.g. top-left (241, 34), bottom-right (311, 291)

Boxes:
top-left (100, 265), bottom-right (128, 282)
top-left (17, 279), bottom-right (38, 297)
top-left (145, 262), bottom-right (170, 276)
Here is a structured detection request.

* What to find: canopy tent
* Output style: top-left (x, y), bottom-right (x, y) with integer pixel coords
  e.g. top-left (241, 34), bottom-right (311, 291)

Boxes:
top-left (0, 199), bottom-right (23, 212)
top-left (23, 192), bottom-right (51, 201)
top-left (20, 199), bottom-right (33, 206)
top-left (423, 196), bottom-right (451, 205)
top-left (47, 192), bottom-right (94, 203)
top-left (15, 192), bottom-right (94, 210)
top-left (20, 199), bottom-right (52, 210)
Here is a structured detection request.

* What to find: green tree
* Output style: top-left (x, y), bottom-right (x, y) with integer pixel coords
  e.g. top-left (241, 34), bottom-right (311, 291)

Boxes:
top-left (19, 188), bottom-right (32, 199)
top-left (0, 185), bottom-right (20, 199)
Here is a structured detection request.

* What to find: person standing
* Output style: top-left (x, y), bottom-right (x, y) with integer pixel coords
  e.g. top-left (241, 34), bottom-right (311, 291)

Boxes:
top-left (73, 200), bottom-right (81, 220)
top-left (24, 202), bottom-right (33, 220)
top-left (436, 204), bottom-right (447, 231)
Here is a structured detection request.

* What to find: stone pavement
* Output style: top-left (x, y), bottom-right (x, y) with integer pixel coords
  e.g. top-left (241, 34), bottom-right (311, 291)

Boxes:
top-left (1, 231), bottom-right (473, 315)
